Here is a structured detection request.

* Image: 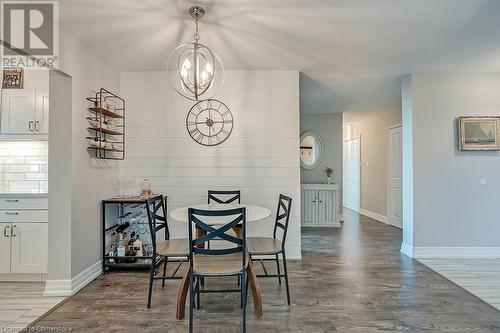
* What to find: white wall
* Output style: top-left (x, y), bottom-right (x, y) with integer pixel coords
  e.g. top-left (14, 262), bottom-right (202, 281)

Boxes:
top-left (46, 27), bottom-right (120, 288)
top-left (300, 114), bottom-right (343, 187)
top-left (343, 107), bottom-right (402, 219)
top-left (402, 73), bottom-right (500, 258)
top-left (119, 71), bottom-right (302, 259)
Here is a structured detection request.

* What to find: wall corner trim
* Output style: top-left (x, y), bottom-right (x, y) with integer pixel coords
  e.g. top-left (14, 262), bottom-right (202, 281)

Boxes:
top-left (44, 260), bottom-right (102, 297)
top-left (360, 208), bottom-right (389, 224)
top-left (400, 243), bottom-right (413, 258)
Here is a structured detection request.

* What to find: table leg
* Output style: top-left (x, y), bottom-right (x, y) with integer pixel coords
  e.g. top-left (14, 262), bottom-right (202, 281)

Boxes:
top-left (247, 258), bottom-right (263, 318)
top-left (176, 268), bottom-right (190, 320)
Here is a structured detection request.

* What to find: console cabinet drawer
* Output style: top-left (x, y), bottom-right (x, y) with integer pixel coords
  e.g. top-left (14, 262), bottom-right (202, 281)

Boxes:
top-left (0, 210), bottom-right (48, 223)
top-left (0, 197), bottom-right (48, 210)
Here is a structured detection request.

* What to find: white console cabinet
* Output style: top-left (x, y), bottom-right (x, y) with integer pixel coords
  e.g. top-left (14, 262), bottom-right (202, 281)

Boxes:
top-left (301, 184), bottom-right (342, 227)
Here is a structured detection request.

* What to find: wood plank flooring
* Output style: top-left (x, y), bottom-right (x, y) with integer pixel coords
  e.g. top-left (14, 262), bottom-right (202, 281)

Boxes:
top-left (0, 282), bottom-right (65, 332)
top-left (419, 258), bottom-right (500, 311)
top-left (31, 211), bottom-right (500, 332)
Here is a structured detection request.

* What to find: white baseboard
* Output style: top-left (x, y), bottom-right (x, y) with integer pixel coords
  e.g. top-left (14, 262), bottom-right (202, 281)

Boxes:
top-left (360, 208), bottom-right (389, 224)
top-left (71, 260), bottom-right (102, 294)
top-left (400, 242), bottom-right (413, 258)
top-left (44, 260), bottom-right (102, 297)
top-left (412, 247), bottom-right (500, 259)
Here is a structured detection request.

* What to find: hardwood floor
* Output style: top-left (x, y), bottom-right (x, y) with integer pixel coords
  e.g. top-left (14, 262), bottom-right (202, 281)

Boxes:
top-left (32, 211), bottom-right (500, 332)
top-left (419, 258), bottom-right (500, 311)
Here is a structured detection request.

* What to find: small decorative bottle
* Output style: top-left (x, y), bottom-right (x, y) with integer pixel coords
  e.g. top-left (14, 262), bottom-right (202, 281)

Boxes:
top-left (117, 233), bottom-right (126, 257)
top-left (133, 236), bottom-right (143, 257)
top-left (108, 244), bottom-right (116, 263)
top-left (141, 177), bottom-right (152, 197)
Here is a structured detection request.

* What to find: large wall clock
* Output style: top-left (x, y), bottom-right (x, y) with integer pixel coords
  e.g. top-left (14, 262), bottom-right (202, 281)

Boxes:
top-left (186, 99), bottom-right (234, 146)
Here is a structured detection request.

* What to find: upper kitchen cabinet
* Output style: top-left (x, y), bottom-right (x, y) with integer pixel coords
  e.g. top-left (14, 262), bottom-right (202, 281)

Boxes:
top-left (0, 69), bottom-right (49, 137)
top-left (1, 89), bottom-right (37, 134)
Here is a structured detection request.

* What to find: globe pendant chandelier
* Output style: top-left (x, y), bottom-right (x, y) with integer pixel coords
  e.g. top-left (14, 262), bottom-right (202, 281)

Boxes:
top-left (167, 6), bottom-right (224, 101)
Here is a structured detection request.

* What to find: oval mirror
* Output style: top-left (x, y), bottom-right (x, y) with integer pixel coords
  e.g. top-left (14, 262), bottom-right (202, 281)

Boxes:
top-left (300, 131), bottom-right (324, 169)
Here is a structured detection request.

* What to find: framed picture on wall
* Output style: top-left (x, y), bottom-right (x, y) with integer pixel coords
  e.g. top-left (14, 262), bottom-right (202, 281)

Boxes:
top-left (2, 67), bottom-right (23, 89)
top-left (458, 116), bottom-right (500, 151)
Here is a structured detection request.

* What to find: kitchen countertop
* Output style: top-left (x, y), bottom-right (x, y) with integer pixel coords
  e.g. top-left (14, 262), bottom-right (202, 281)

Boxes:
top-left (0, 193), bottom-right (48, 198)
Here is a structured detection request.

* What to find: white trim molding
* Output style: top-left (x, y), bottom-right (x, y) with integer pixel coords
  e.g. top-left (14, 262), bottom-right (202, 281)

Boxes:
top-left (43, 279), bottom-right (72, 296)
top-left (400, 243), bottom-right (413, 258)
top-left (412, 247), bottom-right (500, 259)
top-left (44, 260), bottom-right (102, 296)
top-left (360, 208), bottom-right (388, 224)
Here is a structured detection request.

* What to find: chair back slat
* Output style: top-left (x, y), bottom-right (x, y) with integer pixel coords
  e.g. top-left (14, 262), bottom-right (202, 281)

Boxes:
top-left (208, 190), bottom-right (241, 204)
top-left (273, 194), bottom-right (292, 247)
top-left (188, 207), bottom-right (246, 267)
top-left (145, 195), bottom-right (169, 255)
top-left (191, 214), bottom-right (243, 245)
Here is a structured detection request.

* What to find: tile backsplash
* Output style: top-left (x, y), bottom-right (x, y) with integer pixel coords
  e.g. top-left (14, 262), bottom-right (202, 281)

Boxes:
top-left (0, 141), bottom-right (48, 193)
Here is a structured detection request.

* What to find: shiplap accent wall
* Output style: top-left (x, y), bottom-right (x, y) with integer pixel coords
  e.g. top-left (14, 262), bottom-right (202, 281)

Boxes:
top-left (119, 71), bottom-right (301, 259)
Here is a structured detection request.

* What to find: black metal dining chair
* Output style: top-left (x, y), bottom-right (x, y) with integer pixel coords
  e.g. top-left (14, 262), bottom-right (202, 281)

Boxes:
top-left (145, 195), bottom-right (189, 308)
top-left (188, 207), bottom-right (248, 333)
top-left (207, 190), bottom-right (241, 250)
top-left (247, 194), bottom-right (292, 305)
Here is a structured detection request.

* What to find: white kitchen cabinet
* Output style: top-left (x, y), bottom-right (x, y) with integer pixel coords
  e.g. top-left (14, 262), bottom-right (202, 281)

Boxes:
top-left (10, 223), bottom-right (48, 274)
top-left (0, 196), bottom-right (48, 279)
top-left (301, 184), bottom-right (342, 227)
top-left (0, 223), bottom-right (11, 273)
top-left (1, 88), bottom-right (49, 135)
top-left (1, 89), bottom-right (36, 134)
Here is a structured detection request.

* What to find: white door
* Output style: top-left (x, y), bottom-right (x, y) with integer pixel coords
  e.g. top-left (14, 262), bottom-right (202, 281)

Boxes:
top-left (343, 138), bottom-right (360, 212)
top-left (0, 223), bottom-right (11, 273)
top-left (388, 126), bottom-right (403, 228)
top-left (35, 89), bottom-right (49, 134)
top-left (1, 89), bottom-right (36, 134)
top-left (10, 223), bottom-right (48, 274)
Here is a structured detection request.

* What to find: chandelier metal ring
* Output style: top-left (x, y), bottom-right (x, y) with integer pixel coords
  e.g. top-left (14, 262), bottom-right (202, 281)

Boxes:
top-left (167, 5), bottom-right (224, 101)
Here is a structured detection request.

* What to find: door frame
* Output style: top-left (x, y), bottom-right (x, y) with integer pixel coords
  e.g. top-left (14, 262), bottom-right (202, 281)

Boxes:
top-left (343, 136), bottom-right (361, 213)
top-left (387, 125), bottom-right (402, 229)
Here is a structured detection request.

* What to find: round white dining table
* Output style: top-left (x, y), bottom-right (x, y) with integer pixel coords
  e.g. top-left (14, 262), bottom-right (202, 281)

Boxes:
top-left (169, 203), bottom-right (271, 224)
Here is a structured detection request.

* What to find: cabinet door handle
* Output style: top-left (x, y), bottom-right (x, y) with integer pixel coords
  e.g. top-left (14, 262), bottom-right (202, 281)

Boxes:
top-left (10, 225), bottom-right (16, 237)
top-left (5, 199), bottom-right (18, 202)
top-left (5, 212), bottom-right (18, 215)
top-left (28, 121), bottom-right (34, 132)
top-left (34, 121), bottom-right (40, 132)
top-left (3, 226), bottom-right (9, 238)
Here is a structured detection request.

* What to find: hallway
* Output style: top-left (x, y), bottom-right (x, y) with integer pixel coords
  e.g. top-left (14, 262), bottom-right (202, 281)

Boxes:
top-left (32, 211), bottom-right (500, 332)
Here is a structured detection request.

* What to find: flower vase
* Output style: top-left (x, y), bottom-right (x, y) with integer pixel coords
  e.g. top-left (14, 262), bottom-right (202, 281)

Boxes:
top-left (327, 177), bottom-right (331, 184)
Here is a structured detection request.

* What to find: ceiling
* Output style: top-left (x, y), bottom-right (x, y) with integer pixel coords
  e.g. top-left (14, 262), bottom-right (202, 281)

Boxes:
top-left (59, 0), bottom-right (500, 114)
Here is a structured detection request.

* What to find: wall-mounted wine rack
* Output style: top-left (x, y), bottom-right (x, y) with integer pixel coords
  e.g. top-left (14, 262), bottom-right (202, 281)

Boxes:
top-left (86, 88), bottom-right (125, 160)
